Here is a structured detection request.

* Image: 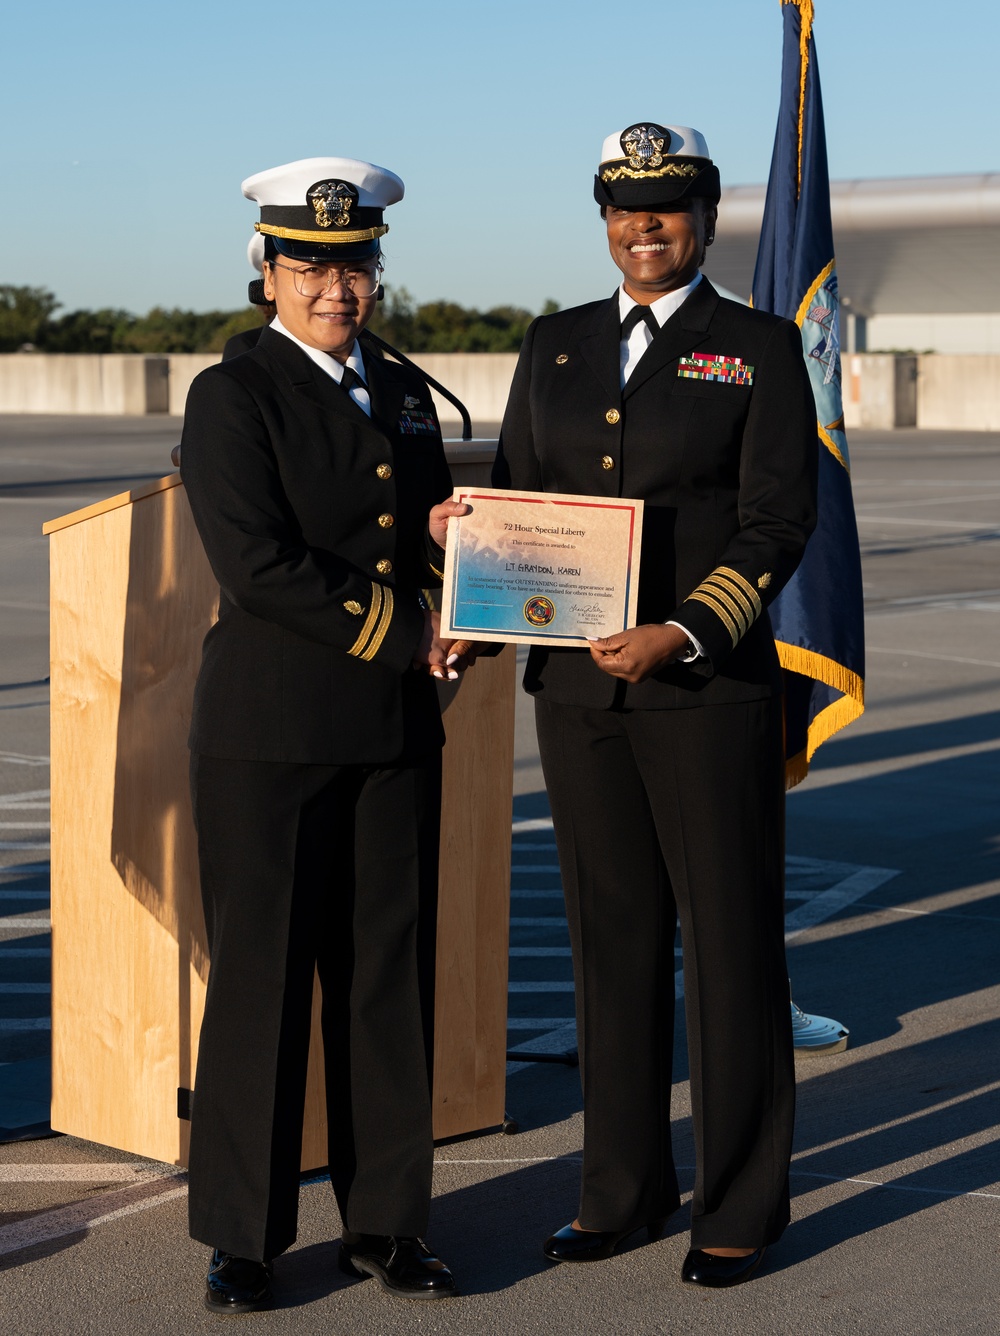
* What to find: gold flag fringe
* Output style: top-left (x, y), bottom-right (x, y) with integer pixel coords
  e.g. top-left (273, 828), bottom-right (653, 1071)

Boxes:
top-left (781, 0), bottom-right (815, 195)
top-left (777, 639), bottom-right (864, 789)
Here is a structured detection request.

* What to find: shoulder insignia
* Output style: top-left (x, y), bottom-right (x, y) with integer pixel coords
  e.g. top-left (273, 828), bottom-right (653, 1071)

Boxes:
top-left (758, 572), bottom-right (772, 589)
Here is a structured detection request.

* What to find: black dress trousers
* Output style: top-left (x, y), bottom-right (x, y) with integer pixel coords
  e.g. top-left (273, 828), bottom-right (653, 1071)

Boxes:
top-left (534, 697), bottom-right (795, 1249)
top-left (187, 749), bottom-right (441, 1262)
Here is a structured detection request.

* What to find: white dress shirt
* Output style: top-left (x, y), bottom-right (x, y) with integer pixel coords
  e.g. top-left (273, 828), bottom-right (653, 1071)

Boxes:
top-left (617, 274), bottom-right (706, 662)
top-left (618, 272), bottom-right (702, 388)
top-left (270, 316), bottom-right (371, 417)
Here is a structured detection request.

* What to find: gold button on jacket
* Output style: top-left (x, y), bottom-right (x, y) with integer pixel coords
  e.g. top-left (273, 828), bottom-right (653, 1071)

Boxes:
top-left (601, 455), bottom-right (615, 471)
top-left (605, 408), bottom-right (621, 425)
top-left (376, 463), bottom-right (393, 479)
top-left (376, 559), bottom-right (393, 575)
top-left (378, 513), bottom-right (394, 528)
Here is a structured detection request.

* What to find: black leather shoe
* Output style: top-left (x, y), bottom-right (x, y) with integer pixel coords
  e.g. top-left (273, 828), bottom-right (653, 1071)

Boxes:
top-left (681, 1246), bottom-right (766, 1287)
top-left (542, 1218), bottom-right (667, 1263)
top-left (204, 1249), bottom-right (273, 1313)
top-left (339, 1232), bottom-right (457, 1300)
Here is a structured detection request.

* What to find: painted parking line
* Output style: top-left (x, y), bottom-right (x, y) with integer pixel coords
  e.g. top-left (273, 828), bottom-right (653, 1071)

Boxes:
top-left (0, 1172), bottom-right (187, 1259)
top-left (508, 856), bottom-right (902, 1071)
top-left (509, 947), bottom-right (572, 957)
top-left (0, 1164), bottom-right (178, 1182)
top-left (506, 1018), bottom-right (575, 1030)
top-left (0, 919), bottom-right (51, 930)
top-left (0, 842), bottom-right (50, 851)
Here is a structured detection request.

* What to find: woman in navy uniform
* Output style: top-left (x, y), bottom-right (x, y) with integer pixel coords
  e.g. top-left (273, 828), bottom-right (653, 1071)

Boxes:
top-left (180, 157), bottom-right (465, 1311)
top-left (493, 123), bottom-right (817, 1287)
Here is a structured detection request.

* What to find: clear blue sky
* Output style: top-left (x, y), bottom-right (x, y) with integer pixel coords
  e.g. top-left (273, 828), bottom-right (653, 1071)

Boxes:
top-left (2, 0), bottom-right (997, 317)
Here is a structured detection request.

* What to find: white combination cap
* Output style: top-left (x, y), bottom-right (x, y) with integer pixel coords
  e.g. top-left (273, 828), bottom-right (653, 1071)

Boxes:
top-left (595, 123), bottom-right (720, 208)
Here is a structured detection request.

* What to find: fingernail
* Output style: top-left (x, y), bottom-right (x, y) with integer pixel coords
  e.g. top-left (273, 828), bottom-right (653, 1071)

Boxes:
top-left (446, 653), bottom-right (459, 666)
top-left (431, 670), bottom-right (444, 679)
top-left (447, 670), bottom-right (459, 680)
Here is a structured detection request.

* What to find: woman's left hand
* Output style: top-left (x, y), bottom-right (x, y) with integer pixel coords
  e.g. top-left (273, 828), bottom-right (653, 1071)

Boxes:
top-left (439, 638), bottom-right (486, 674)
top-left (429, 499), bottom-right (470, 549)
top-left (587, 624), bottom-right (690, 684)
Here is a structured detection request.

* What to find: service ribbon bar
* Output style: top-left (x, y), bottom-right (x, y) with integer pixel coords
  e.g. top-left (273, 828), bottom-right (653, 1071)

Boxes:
top-left (677, 352), bottom-right (754, 385)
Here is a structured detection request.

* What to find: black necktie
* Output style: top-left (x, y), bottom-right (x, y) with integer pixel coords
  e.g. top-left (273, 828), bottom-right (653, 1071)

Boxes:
top-left (620, 304), bottom-right (659, 339)
top-left (338, 363), bottom-right (367, 395)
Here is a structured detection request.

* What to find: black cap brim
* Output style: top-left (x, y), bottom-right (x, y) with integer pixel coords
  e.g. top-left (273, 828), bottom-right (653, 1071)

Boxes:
top-left (271, 234), bottom-right (382, 262)
top-left (594, 161), bottom-right (720, 209)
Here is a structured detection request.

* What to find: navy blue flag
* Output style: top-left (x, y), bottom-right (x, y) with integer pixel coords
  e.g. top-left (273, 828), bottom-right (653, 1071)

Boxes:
top-left (752, 0), bottom-right (865, 787)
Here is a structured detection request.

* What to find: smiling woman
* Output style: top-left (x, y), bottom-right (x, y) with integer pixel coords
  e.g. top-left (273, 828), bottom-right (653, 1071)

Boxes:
top-left (493, 120), bottom-right (818, 1290)
top-left (178, 156), bottom-right (468, 1314)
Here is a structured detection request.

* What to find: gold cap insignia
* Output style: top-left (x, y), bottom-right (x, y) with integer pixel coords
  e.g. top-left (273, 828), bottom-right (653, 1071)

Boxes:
top-left (307, 179), bottom-right (357, 229)
top-left (621, 123), bottom-right (670, 171)
top-left (758, 572), bottom-right (772, 589)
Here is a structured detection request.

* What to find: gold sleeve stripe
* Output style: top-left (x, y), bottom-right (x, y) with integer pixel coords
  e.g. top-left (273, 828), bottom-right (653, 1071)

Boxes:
top-left (429, 561), bottom-right (445, 580)
top-left (699, 580), bottom-right (750, 636)
top-left (687, 590), bottom-right (740, 648)
top-left (716, 566), bottom-right (763, 617)
top-left (701, 573), bottom-right (755, 629)
top-left (348, 583), bottom-right (383, 657)
top-left (360, 585), bottom-right (394, 661)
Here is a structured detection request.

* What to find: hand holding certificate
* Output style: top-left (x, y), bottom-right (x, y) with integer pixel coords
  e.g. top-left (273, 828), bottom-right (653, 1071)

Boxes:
top-left (439, 488), bottom-right (644, 647)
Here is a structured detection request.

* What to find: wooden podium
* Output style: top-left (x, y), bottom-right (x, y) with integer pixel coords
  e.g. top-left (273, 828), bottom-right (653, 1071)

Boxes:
top-left (44, 444), bottom-right (513, 1169)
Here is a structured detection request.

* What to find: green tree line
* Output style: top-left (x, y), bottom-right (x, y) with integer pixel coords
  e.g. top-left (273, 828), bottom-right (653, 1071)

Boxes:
top-left (0, 285), bottom-right (557, 355)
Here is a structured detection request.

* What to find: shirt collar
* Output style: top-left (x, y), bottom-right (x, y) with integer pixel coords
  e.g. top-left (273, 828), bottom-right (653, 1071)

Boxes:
top-left (618, 271), bottom-right (703, 331)
top-left (270, 315), bottom-right (367, 385)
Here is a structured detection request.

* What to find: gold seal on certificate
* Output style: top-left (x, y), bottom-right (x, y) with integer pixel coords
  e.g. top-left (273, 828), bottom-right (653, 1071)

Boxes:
top-left (439, 488), bottom-right (644, 647)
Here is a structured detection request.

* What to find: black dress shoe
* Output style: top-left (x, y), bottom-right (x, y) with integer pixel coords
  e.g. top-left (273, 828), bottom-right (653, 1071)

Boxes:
top-left (542, 1218), bottom-right (667, 1263)
top-left (204, 1249), bottom-right (273, 1313)
top-left (339, 1232), bottom-right (457, 1300)
top-left (681, 1246), bottom-right (766, 1287)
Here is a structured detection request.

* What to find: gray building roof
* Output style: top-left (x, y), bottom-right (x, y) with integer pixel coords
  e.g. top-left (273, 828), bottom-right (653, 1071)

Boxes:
top-left (703, 174), bottom-right (1000, 315)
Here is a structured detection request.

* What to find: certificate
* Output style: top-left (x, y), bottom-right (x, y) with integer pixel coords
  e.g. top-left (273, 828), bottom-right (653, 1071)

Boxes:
top-left (439, 488), bottom-right (644, 647)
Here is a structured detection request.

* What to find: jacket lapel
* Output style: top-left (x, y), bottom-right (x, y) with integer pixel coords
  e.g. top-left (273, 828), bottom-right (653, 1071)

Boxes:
top-left (256, 326), bottom-right (378, 428)
top-left (579, 295), bottom-right (624, 406)
top-left (364, 355), bottom-right (409, 440)
top-left (622, 277), bottom-right (721, 400)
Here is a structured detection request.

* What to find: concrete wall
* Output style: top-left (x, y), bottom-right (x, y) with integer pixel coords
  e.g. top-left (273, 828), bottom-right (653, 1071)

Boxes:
top-left (4, 350), bottom-right (1000, 433)
top-left (843, 352), bottom-right (1000, 430)
top-left (843, 355), bottom-right (917, 430)
top-left (917, 354), bottom-right (1000, 431)
top-left (167, 354), bottom-right (222, 417)
top-left (0, 354), bottom-right (168, 414)
top-left (402, 353), bottom-right (518, 428)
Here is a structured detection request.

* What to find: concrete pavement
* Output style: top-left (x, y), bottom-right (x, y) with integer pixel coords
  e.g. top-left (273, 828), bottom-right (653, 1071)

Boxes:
top-left (0, 418), bottom-right (997, 1333)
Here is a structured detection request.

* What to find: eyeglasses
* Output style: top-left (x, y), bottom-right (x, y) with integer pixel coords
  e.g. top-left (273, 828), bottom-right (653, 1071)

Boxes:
top-left (268, 259), bottom-right (383, 299)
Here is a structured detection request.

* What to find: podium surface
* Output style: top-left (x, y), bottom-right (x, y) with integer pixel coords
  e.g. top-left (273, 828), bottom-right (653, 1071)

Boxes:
top-left (44, 448), bottom-right (513, 1168)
